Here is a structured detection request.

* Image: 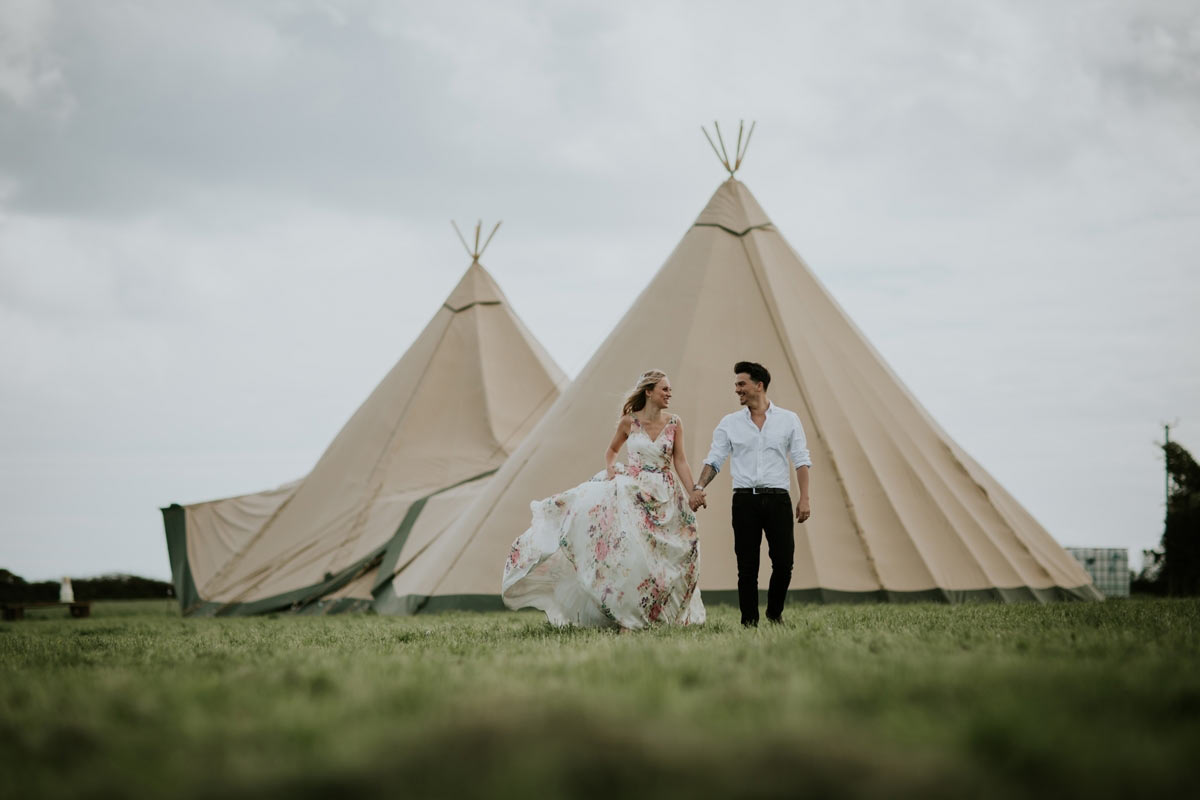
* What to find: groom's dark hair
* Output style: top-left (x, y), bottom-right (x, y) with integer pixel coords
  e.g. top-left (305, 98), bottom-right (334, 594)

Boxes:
top-left (734, 361), bottom-right (771, 390)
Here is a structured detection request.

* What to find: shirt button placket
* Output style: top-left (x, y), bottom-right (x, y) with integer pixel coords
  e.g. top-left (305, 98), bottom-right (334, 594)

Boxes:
top-left (755, 423), bottom-right (763, 487)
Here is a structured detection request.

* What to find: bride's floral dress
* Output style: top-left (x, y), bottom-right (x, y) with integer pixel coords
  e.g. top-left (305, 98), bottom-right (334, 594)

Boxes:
top-left (502, 414), bottom-right (705, 628)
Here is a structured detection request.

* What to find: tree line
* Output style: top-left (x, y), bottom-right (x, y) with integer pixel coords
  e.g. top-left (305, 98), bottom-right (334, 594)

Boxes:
top-left (0, 570), bottom-right (174, 603)
top-left (1134, 439), bottom-right (1200, 595)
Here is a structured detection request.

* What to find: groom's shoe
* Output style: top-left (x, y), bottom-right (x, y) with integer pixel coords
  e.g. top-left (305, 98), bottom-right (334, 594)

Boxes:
top-left (766, 615), bottom-right (784, 625)
top-left (741, 618), bottom-right (759, 628)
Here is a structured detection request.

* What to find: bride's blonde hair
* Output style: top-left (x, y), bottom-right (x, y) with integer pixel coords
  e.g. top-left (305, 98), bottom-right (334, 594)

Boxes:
top-left (621, 369), bottom-right (667, 418)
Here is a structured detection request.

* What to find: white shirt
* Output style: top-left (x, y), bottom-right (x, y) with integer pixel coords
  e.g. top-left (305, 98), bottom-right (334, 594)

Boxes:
top-left (703, 402), bottom-right (812, 490)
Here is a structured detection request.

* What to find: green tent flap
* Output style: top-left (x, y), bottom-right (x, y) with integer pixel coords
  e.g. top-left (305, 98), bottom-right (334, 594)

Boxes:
top-left (184, 546), bottom-right (386, 618)
top-left (371, 468), bottom-right (498, 595)
top-left (162, 504), bottom-right (200, 612)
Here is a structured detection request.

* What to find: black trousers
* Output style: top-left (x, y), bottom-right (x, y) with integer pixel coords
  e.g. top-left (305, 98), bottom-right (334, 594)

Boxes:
top-left (731, 492), bottom-right (794, 625)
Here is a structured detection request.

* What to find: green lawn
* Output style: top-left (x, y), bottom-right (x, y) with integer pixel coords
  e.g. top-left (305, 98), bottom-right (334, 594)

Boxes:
top-left (1, 598), bottom-right (1197, 799)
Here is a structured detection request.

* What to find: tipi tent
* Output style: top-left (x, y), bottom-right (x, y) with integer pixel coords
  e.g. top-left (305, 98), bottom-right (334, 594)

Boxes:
top-left (380, 134), bottom-right (1100, 609)
top-left (163, 227), bottom-right (568, 615)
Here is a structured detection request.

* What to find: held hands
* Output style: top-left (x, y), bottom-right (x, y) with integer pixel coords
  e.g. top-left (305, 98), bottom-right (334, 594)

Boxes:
top-left (796, 497), bottom-right (811, 524)
top-left (688, 487), bottom-right (707, 512)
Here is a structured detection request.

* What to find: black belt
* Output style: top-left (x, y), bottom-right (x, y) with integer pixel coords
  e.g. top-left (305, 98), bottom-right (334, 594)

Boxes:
top-left (732, 487), bottom-right (789, 495)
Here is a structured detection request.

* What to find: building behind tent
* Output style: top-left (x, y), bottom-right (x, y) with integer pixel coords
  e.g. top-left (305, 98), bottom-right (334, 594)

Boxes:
top-left (1066, 548), bottom-right (1129, 597)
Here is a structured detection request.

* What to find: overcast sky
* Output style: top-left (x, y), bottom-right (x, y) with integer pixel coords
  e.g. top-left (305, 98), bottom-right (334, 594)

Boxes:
top-left (2, 0), bottom-right (1197, 582)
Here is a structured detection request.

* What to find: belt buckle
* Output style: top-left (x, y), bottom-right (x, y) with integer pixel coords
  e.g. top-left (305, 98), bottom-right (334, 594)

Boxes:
top-left (752, 486), bottom-right (763, 495)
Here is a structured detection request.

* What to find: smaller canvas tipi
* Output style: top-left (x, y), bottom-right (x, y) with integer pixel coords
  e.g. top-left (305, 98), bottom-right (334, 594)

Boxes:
top-left (163, 224), bottom-right (567, 615)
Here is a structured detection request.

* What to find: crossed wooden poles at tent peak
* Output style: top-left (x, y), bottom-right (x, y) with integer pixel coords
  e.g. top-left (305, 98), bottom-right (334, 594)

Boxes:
top-left (702, 119), bottom-right (756, 177)
top-left (452, 220), bottom-right (502, 262)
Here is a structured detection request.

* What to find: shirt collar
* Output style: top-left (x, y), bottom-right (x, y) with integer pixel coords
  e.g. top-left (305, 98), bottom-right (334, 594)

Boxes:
top-left (742, 401), bottom-right (775, 418)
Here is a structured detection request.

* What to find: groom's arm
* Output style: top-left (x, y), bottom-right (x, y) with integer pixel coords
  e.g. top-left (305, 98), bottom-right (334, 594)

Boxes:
top-left (795, 466), bottom-right (810, 523)
top-left (790, 413), bottom-right (812, 523)
top-left (690, 462), bottom-right (718, 513)
top-left (697, 422), bottom-right (731, 490)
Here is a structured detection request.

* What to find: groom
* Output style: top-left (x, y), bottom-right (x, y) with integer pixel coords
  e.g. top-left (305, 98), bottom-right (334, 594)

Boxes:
top-left (689, 361), bottom-right (811, 627)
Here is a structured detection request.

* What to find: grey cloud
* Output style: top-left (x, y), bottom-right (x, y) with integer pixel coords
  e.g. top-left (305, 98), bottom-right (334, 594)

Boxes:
top-left (2, 4), bottom-right (446, 217)
top-left (1106, 11), bottom-right (1200, 115)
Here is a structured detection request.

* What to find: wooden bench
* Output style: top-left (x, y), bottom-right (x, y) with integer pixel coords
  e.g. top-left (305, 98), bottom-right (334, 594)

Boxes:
top-left (1, 602), bottom-right (92, 621)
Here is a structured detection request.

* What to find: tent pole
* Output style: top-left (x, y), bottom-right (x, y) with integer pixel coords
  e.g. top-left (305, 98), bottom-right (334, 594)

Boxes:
top-left (451, 221), bottom-right (473, 258)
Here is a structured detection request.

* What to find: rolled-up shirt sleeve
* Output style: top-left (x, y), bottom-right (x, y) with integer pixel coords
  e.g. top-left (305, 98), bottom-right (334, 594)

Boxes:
top-left (704, 421), bottom-right (732, 473)
top-left (790, 414), bottom-right (812, 468)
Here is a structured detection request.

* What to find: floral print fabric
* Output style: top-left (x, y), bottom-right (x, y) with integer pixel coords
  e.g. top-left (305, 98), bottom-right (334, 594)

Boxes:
top-left (501, 414), bottom-right (705, 628)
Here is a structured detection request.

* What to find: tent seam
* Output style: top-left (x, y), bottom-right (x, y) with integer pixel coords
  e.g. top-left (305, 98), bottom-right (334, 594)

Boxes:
top-left (692, 222), bottom-right (775, 238)
top-left (736, 229), bottom-right (883, 593)
top-left (837, 342), bottom-right (1053, 592)
top-left (203, 313), bottom-right (457, 605)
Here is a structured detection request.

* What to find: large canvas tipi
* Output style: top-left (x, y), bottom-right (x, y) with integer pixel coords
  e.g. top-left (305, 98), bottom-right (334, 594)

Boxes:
top-left (383, 135), bottom-right (1100, 609)
top-left (163, 227), bottom-right (568, 615)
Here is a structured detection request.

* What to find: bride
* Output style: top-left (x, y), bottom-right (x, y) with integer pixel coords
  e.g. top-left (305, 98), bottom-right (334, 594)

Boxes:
top-left (502, 369), bottom-right (706, 629)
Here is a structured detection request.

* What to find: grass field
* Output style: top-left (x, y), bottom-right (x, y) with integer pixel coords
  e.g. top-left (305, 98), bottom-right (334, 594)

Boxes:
top-left (2, 598), bottom-right (1197, 799)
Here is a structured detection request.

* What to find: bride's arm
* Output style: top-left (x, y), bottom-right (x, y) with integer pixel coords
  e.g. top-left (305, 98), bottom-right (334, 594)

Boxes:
top-left (671, 418), bottom-right (701, 497)
top-left (605, 415), bottom-right (634, 479)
